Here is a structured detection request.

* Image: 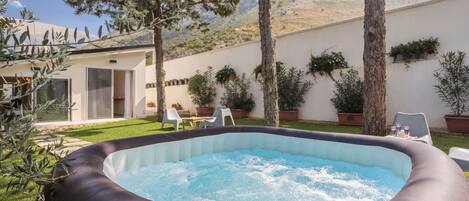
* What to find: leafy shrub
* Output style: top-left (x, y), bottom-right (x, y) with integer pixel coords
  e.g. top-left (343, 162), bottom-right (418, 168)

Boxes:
top-left (390, 37), bottom-right (439, 63)
top-left (434, 51), bottom-right (469, 116)
top-left (331, 69), bottom-right (364, 113)
top-left (215, 65), bottom-right (237, 84)
top-left (308, 51), bottom-right (349, 81)
top-left (278, 65), bottom-right (313, 111)
top-left (171, 103), bottom-right (183, 110)
top-left (220, 74), bottom-right (255, 112)
top-left (253, 61), bottom-right (284, 82)
top-left (147, 101), bottom-right (156, 107)
top-left (188, 67), bottom-right (217, 107)
top-left (253, 62), bottom-right (312, 111)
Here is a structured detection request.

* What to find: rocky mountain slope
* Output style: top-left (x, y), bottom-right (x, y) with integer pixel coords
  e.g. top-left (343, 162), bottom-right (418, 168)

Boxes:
top-left (82, 0), bottom-right (428, 60)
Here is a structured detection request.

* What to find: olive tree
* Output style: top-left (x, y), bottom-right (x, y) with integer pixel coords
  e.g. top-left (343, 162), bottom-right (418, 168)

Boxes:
top-left (0, 1), bottom-right (133, 199)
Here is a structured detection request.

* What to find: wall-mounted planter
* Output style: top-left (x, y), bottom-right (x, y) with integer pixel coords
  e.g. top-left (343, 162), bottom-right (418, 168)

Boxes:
top-left (390, 37), bottom-right (439, 64)
top-left (231, 109), bottom-right (249, 119)
top-left (444, 115), bottom-right (469, 134)
top-left (337, 113), bottom-right (363, 126)
top-left (279, 110), bottom-right (298, 121)
top-left (196, 107), bottom-right (214, 116)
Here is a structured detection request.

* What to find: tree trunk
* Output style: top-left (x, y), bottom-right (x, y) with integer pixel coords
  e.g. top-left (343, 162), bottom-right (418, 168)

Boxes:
top-left (363, 0), bottom-right (387, 136)
top-left (258, 0), bottom-right (279, 127)
top-left (154, 1), bottom-right (166, 121)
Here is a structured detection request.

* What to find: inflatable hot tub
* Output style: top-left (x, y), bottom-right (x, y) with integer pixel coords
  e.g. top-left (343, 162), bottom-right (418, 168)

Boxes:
top-left (46, 127), bottom-right (469, 201)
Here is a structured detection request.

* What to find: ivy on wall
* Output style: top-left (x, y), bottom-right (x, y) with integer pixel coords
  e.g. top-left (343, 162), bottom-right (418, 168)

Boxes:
top-left (307, 51), bottom-right (349, 82)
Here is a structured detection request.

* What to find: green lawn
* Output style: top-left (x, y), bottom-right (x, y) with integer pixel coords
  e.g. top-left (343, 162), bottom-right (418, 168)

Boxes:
top-left (62, 117), bottom-right (364, 143)
top-left (63, 117), bottom-right (469, 154)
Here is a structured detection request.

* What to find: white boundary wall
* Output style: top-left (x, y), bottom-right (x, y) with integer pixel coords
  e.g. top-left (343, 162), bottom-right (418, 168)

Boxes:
top-left (146, 0), bottom-right (469, 128)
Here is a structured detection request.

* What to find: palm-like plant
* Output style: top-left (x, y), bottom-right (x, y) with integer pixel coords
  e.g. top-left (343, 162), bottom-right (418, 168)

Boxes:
top-left (277, 65), bottom-right (313, 111)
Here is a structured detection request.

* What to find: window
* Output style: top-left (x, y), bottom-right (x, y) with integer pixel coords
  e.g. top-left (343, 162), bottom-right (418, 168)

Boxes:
top-left (36, 79), bottom-right (70, 122)
top-left (145, 51), bottom-right (153, 66)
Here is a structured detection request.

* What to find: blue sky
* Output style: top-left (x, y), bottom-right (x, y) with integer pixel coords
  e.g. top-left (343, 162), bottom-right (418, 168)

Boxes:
top-left (5, 0), bottom-right (109, 34)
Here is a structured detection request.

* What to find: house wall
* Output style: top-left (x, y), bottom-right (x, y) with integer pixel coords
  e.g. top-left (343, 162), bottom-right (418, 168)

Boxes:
top-left (146, 0), bottom-right (469, 128)
top-left (0, 50), bottom-right (149, 122)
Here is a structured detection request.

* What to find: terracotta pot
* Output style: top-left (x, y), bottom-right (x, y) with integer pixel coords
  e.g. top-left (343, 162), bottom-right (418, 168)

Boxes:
top-left (231, 109), bottom-right (248, 119)
top-left (196, 107), bottom-right (214, 116)
top-left (444, 115), bottom-right (469, 134)
top-left (279, 110), bottom-right (298, 121)
top-left (337, 113), bottom-right (363, 126)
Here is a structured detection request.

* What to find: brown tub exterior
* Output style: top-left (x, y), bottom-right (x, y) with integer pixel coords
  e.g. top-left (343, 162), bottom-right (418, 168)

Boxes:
top-left (45, 126), bottom-right (469, 201)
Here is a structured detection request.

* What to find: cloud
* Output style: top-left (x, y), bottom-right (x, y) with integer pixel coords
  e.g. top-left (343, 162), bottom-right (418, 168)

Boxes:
top-left (8, 0), bottom-right (24, 8)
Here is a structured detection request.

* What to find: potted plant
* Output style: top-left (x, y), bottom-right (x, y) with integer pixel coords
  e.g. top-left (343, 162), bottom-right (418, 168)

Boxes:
top-left (188, 67), bottom-right (217, 116)
top-left (254, 62), bottom-right (312, 121)
top-left (216, 65), bottom-right (237, 84)
top-left (390, 37), bottom-right (440, 64)
top-left (434, 51), bottom-right (469, 133)
top-left (171, 103), bottom-right (183, 110)
top-left (220, 74), bottom-right (255, 118)
top-left (277, 64), bottom-right (313, 121)
top-left (331, 69), bottom-right (364, 126)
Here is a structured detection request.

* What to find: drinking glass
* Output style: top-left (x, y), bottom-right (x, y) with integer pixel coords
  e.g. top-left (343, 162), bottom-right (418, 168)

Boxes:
top-left (396, 123), bottom-right (402, 131)
top-left (404, 126), bottom-right (410, 136)
top-left (390, 126), bottom-right (397, 135)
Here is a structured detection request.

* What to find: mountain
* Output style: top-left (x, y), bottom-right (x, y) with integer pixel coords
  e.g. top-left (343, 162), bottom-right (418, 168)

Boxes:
top-left (15, 21), bottom-right (89, 46)
top-left (82, 0), bottom-right (429, 60)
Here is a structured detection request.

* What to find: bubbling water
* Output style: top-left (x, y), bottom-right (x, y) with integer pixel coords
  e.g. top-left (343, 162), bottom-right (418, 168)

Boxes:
top-left (115, 149), bottom-right (405, 201)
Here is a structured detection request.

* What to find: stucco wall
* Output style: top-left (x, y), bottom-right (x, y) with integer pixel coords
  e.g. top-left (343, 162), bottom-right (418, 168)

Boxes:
top-left (146, 0), bottom-right (469, 128)
top-left (1, 50), bottom-right (149, 122)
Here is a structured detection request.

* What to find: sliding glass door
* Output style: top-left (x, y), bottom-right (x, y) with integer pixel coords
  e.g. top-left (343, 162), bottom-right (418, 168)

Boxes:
top-left (87, 68), bottom-right (113, 119)
top-left (36, 79), bottom-right (70, 122)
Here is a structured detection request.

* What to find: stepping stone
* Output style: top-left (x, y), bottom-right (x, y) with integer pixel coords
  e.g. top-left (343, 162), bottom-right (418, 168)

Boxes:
top-left (32, 134), bottom-right (92, 158)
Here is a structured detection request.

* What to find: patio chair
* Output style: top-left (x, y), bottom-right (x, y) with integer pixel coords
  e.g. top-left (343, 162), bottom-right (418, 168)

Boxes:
top-left (161, 108), bottom-right (183, 131)
top-left (449, 147), bottom-right (469, 171)
top-left (392, 112), bottom-right (433, 145)
top-left (199, 108), bottom-right (235, 128)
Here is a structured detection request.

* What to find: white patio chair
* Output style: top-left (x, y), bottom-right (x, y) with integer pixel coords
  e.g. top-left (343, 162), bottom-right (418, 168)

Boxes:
top-left (449, 147), bottom-right (469, 171)
top-left (161, 108), bottom-right (183, 131)
top-left (199, 108), bottom-right (235, 128)
top-left (392, 112), bottom-right (433, 145)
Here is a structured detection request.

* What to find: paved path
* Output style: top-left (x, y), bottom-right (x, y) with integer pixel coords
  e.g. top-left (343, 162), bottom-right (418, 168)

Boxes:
top-left (32, 134), bottom-right (92, 158)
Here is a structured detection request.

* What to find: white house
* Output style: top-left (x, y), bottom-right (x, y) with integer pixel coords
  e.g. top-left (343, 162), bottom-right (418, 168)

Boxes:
top-left (0, 45), bottom-right (154, 124)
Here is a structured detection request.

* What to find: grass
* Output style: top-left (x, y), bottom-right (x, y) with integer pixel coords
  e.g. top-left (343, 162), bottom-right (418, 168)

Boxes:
top-left (63, 117), bottom-right (469, 154)
top-left (63, 117), bottom-right (179, 143)
top-left (62, 117), bottom-right (364, 143)
top-left (0, 152), bottom-right (55, 201)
